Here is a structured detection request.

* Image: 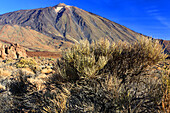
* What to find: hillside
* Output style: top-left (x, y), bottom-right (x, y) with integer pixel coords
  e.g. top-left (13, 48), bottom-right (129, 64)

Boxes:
top-left (0, 24), bottom-right (72, 51)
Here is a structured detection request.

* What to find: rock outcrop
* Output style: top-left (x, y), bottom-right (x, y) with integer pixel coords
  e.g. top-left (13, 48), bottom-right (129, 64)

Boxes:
top-left (0, 43), bottom-right (27, 59)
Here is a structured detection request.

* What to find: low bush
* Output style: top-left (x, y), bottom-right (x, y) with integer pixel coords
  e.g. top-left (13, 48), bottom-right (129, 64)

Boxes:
top-left (16, 58), bottom-right (39, 73)
top-left (16, 58), bottom-right (37, 68)
top-left (63, 37), bottom-right (167, 82)
top-left (61, 37), bottom-right (168, 112)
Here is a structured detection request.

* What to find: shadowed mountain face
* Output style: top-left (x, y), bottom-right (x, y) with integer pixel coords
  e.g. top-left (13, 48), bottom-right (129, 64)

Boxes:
top-left (0, 3), bottom-right (169, 53)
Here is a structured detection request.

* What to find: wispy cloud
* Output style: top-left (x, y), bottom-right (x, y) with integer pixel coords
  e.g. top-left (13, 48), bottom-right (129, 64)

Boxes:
top-left (156, 16), bottom-right (170, 28)
top-left (147, 9), bottom-right (159, 16)
top-left (146, 6), bottom-right (170, 28)
top-left (146, 6), bottom-right (160, 16)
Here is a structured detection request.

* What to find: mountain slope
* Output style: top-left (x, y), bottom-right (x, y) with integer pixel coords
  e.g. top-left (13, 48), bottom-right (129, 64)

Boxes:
top-left (0, 24), bottom-right (72, 51)
top-left (0, 3), bottom-right (140, 43)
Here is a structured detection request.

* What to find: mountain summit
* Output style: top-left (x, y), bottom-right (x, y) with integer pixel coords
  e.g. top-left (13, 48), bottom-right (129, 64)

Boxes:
top-left (0, 3), bottom-right (167, 52)
top-left (55, 3), bottom-right (67, 7)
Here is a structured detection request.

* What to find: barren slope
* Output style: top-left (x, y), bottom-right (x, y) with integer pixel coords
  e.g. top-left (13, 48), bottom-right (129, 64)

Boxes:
top-left (0, 24), bottom-right (72, 51)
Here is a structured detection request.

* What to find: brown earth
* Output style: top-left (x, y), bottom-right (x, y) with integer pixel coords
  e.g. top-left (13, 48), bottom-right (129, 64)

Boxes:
top-left (26, 51), bottom-right (61, 58)
top-left (0, 24), bottom-right (73, 51)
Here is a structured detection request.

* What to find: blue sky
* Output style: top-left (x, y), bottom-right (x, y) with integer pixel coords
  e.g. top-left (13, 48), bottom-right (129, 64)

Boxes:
top-left (0, 0), bottom-right (170, 40)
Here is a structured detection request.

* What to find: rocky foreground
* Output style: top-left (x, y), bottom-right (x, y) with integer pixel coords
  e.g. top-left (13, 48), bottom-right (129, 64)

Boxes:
top-left (0, 38), bottom-right (169, 113)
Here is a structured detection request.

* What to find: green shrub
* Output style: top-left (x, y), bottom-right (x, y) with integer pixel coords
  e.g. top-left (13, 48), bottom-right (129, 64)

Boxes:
top-left (63, 39), bottom-right (116, 79)
top-left (16, 58), bottom-right (37, 68)
top-left (16, 58), bottom-right (39, 73)
top-left (63, 37), bottom-right (167, 82)
top-left (59, 37), bottom-right (168, 112)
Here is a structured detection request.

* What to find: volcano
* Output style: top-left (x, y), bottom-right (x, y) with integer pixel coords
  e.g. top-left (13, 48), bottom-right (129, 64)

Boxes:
top-left (0, 3), bottom-right (169, 53)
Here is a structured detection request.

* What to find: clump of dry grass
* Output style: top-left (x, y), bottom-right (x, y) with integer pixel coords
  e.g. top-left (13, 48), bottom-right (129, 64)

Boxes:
top-left (63, 39), bottom-right (115, 80)
top-left (63, 37), bottom-right (167, 82)
top-left (159, 62), bottom-right (170, 113)
top-left (16, 58), bottom-right (40, 73)
top-left (105, 37), bottom-right (167, 83)
top-left (41, 85), bottom-right (70, 113)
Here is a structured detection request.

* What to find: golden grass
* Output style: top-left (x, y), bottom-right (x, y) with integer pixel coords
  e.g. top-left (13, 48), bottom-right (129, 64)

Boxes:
top-left (42, 86), bottom-right (70, 113)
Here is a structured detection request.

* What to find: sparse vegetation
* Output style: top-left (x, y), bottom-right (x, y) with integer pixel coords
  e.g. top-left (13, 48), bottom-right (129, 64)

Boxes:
top-left (15, 58), bottom-right (40, 73)
top-left (0, 37), bottom-right (169, 113)
top-left (16, 58), bottom-right (37, 68)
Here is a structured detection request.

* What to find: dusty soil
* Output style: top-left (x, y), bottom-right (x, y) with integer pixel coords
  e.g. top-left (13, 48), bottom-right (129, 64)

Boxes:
top-left (26, 51), bottom-right (62, 58)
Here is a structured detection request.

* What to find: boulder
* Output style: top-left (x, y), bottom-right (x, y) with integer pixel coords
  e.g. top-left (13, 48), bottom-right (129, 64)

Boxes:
top-left (0, 45), bottom-right (6, 59)
top-left (0, 43), bottom-right (27, 59)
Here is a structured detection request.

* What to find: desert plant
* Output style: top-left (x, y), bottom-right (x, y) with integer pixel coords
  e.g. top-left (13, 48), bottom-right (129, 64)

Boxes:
top-left (63, 37), bottom-right (167, 82)
top-left (16, 58), bottom-right (37, 68)
top-left (61, 37), bottom-right (168, 112)
top-left (105, 37), bottom-right (167, 83)
top-left (159, 62), bottom-right (170, 113)
top-left (16, 58), bottom-right (39, 73)
top-left (63, 39), bottom-right (116, 79)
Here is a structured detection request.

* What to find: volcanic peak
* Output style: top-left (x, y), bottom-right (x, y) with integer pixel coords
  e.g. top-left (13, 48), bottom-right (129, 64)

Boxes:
top-left (55, 3), bottom-right (67, 7)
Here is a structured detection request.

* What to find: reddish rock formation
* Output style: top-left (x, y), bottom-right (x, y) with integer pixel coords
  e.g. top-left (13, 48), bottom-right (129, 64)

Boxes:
top-left (0, 43), bottom-right (27, 59)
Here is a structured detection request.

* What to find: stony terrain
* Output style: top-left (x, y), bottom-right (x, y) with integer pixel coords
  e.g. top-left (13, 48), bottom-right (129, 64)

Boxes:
top-left (0, 43), bottom-right (27, 59)
top-left (0, 38), bottom-right (169, 112)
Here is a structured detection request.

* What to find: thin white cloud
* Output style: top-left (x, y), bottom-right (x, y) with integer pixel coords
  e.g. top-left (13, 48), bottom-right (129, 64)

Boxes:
top-left (146, 7), bottom-right (170, 28)
top-left (156, 16), bottom-right (170, 28)
top-left (146, 7), bottom-right (160, 16)
top-left (147, 9), bottom-right (159, 13)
